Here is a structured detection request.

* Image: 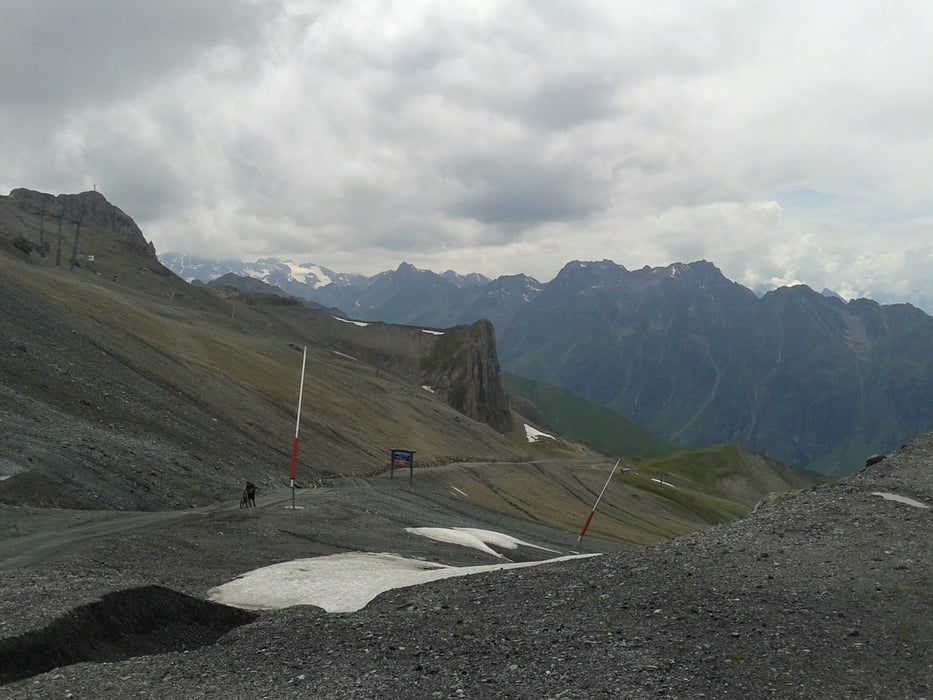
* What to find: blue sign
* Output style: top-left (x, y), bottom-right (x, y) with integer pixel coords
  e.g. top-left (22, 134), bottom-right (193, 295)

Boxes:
top-left (391, 450), bottom-right (413, 467)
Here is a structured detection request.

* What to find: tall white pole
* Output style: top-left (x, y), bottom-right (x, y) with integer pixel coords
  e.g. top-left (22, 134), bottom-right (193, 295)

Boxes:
top-left (294, 346), bottom-right (307, 440)
top-left (576, 459), bottom-right (621, 552)
top-left (289, 346), bottom-right (307, 508)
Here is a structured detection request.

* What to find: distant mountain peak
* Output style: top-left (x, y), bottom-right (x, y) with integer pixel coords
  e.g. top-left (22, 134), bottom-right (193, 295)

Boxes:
top-left (564, 259), bottom-right (622, 272)
top-left (158, 254), bottom-right (365, 296)
top-left (552, 259), bottom-right (624, 287)
top-left (821, 287), bottom-right (846, 302)
top-left (441, 269), bottom-right (491, 288)
top-left (652, 260), bottom-right (721, 277)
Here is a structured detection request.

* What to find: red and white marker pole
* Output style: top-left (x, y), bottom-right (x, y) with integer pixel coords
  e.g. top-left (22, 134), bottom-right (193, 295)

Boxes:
top-left (576, 459), bottom-right (620, 552)
top-left (289, 346), bottom-right (307, 509)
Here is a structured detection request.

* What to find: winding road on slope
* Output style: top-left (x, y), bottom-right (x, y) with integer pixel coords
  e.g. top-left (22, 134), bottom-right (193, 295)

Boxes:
top-left (0, 487), bottom-right (308, 570)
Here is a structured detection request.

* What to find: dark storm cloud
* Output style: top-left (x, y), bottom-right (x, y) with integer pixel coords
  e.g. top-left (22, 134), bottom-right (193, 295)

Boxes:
top-left (516, 72), bottom-right (618, 130)
top-left (449, 154), bottom-right (608, 226)
top-left (0, 0), bottom-right (268, 112)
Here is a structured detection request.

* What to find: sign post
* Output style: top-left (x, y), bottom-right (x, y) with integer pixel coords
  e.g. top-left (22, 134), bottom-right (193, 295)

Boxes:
top-left (389, 449), bottom-right (416, 485)
top-left (289, 346), bottom-right (308, 510)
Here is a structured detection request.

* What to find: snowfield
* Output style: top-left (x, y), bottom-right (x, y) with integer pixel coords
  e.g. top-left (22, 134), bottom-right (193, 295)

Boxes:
top-left (209, 527), bottom-right (586, 613)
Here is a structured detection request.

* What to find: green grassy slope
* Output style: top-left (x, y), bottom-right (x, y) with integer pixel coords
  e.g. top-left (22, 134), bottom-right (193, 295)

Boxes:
top-left (625, 444), bottom-right (815, 508)
top-left (408, 442), bottom-right (813, 548)
top-left (0, 189), bottom-right (815, 549)
top-left (505, 372), bottom-right (676, 457)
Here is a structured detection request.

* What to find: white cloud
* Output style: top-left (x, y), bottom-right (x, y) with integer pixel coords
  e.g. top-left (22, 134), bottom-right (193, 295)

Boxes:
top-left (2, 0), bottom-right (932, 312)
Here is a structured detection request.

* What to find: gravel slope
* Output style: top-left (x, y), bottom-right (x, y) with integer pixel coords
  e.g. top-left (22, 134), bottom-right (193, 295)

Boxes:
top-left (1, 434), bottom-right (929, 699)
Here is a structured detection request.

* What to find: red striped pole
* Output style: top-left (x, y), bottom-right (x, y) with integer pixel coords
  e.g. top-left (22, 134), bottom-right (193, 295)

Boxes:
top-left (576, 459), bottom-right (620, 551)
top-left (289, 346), bottom-right (307, 508)
top-left (289, 437), bottom-right (300, 482)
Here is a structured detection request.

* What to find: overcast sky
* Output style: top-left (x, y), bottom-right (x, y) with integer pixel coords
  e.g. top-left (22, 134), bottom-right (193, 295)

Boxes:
top-left (3, 1), bottom-right (931, 310)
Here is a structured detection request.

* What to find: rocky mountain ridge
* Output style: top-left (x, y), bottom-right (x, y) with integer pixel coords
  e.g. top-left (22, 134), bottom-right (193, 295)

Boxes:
top-left (0, 188), bottom-right (811, 531)
top-left (162, 254), bottom-right (933, 476)
top-left (497, 260), bottom-right (933, 474)
top-left (0, 193), bottom-right (534, 513)
top-left (9, 188), bottom-right (159, 258)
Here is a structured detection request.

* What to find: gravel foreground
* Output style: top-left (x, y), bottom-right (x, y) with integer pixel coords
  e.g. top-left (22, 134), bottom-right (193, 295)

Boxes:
top-left (1, 435), bottom-right (930, 699)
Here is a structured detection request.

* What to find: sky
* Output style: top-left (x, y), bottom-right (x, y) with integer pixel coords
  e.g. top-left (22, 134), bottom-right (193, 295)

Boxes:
top-left (2, 1), bottom-right (932, 311)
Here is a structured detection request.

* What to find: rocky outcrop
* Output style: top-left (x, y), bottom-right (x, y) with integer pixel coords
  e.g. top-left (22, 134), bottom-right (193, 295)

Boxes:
top-left (9, 189), bottom-right (157, 258)
top-left (421, 320), bottom-right (513, 433)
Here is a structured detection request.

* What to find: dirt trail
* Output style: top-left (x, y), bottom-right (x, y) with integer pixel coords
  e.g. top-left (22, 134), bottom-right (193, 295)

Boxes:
top-left (0, 486), bottom-right (311, 570)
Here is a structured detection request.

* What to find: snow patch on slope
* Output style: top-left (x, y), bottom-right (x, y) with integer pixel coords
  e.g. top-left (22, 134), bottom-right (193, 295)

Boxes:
top-left (406, 527), bottom-right (559, 558)
top-left (525, 424), bottom-right (556, 442)
top-left (208, 551), bottom-right (592, 613)
top-left (284, 261), bottom-right (333, 287)
top-left (871, 492), bottom-right (928, 508)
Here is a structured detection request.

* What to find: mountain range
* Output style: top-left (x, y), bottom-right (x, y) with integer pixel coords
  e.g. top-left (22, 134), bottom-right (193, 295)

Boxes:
top-left (162, 253), bottom-right (933, 476)
top-left (1, 187), bottom-right (811, 535)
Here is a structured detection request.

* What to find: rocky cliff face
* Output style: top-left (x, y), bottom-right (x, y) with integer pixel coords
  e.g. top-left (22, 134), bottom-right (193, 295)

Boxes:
top-left (421, 320), bottom-right (513, 434)
top-left (9, 189), bottom-right (157, 258)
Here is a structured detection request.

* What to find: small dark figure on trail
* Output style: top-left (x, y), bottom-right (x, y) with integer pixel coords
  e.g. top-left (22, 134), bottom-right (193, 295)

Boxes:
top-left (245, 481), bottom-right (257, 508)
top-left (239, 489), bottom-right (249, 509)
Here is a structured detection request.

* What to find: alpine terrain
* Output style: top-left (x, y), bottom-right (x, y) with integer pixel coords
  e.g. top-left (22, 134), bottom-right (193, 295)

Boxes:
top-left (163, 255), bottom-right (933, 476)
top-left (1, 189), bottom-right (929, 699)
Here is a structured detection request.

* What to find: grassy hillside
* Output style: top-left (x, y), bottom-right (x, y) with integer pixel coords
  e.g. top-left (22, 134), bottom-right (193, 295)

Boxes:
top-left (409, 441), bottom-right (814, 547)
top-left (505, 372), bottom-right (676, 457)
top-left (624, 444), bottom-right (815, 507)
top-left (0, 189), bottom-right (813, 547)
